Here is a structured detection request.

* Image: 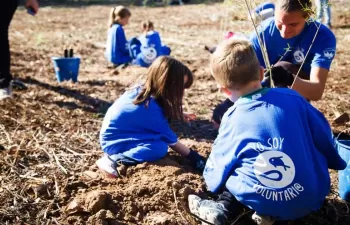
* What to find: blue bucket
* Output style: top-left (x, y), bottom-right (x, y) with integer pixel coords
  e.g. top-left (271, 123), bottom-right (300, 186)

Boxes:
top-left (337, 137), bottom-right (350, 201)
top-left (52, 57), bottom-right (80, 82)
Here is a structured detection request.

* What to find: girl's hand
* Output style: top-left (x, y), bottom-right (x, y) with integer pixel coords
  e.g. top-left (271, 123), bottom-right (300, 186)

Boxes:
top-left (183, 112), bottom-right (196, 122)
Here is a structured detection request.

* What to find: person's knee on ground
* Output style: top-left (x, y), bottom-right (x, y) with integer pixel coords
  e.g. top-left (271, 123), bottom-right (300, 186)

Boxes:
top-left (212, 98), bottom-right (234, 128)
top-left (129, 37), bottom-right (141, 59)
top-left (161, 45), bottom-right (171, 56)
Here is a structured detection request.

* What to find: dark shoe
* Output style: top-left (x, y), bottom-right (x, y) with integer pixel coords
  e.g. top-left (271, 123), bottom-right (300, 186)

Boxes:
top-left (212, 98), bottom-right (234, 125)
top-left (11, 79), bottom-right (27, 90)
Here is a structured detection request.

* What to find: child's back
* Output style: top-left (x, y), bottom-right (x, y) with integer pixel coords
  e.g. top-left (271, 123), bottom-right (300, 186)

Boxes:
top-left (137, 31), bottom-right (163, 66)
top-left (139, 31), bottom-right (162, 53)
top-left (135, 21), bottom-right (171, 67)
top-left (100, 85), bottom-right (177, 162)
top-left (205, 87), bottom-right (345, 220)
top-left (105, 24), bottom-right (131, 65)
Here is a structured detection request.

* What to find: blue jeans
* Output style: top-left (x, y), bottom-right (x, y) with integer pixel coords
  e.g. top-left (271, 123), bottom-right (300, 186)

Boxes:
top-left (316, 0), bottom-right (331, 26)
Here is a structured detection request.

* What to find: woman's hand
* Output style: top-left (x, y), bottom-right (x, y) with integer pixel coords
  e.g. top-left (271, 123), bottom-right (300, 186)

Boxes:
top-left (183, 112), bottom-right (196, 122)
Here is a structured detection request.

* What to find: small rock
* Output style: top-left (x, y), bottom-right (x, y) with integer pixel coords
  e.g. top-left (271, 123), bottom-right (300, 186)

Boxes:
top-left (118, 165), bottom-right (128, 176)
top-left (83, 171), bottom-right (99, 179)
top-left (66, 199), bottom-right (83, 214)
top-left (85, 191), bottom-right (111, 214)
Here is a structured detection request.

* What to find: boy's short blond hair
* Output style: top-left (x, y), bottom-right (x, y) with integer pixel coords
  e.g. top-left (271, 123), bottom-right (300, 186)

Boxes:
top-left (210, 38), bottom-right (260, 90)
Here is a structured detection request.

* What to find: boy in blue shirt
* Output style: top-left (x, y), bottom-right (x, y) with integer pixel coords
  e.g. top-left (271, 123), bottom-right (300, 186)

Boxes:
top-left (188, 38), bottom-right (346, 225)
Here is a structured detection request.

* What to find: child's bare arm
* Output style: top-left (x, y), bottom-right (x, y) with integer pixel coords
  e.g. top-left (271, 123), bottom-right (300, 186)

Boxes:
top-left (170, 142), bottom-right (206, 172)
top-left (169, 141), bottom-right (190, 156)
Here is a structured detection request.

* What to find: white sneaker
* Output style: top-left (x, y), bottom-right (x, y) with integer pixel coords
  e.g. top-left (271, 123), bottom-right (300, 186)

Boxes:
top-left (252, 212), bottom-right (275, 225)
top-left (96, 155), bottom-right (119, 178)
top-left (0, 87), bottom-right (12, 100)
top-left (188, 194), bottom-right (227, 225)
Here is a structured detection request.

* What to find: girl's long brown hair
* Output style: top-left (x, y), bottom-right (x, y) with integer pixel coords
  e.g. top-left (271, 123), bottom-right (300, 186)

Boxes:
top-left (133, 56), bottom-right (193, 121)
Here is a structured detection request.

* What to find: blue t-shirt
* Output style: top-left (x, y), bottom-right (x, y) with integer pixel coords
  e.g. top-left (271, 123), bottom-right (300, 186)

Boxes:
top-left (136, 31), bottom-right (169, 67)
top-left (100, 86), bottom-right (178, 161)
top-left (250, 18), bottom-right (336, 76)
top-left (254, 2), bottom-right (275, 13)
top-left (203, 88), bottom-right (346, 220)
top-left (105, 24), bottom-right (131, 65)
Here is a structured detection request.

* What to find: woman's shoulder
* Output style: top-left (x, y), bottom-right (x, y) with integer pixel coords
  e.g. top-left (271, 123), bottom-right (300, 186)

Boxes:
top-left (310, 22), bottom-right (335, 39)
top-left (256, 17), bottom-right (276, 35)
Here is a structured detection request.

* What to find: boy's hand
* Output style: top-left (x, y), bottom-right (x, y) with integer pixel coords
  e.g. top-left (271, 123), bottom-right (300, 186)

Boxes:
top-left (183, 112), bottom-right (196, 123)
top-left (26, 0), bottom-right (39, 15)
top-left (187, 149), bottom-right (206, 173)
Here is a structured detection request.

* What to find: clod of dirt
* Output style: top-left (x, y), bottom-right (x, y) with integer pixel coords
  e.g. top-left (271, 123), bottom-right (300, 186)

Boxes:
top-left (145, 211), bottom-right (176, 225)
top-left (83, 171), bottom-right (100, 180)
top-left (85, 191), bottom-right (111, 214)
top-left (87, 209), bottom-right (115, 225)
top-left (66, 198), bottom-right (84, 214)
top-left (65, 190), bottom-right (112, 215)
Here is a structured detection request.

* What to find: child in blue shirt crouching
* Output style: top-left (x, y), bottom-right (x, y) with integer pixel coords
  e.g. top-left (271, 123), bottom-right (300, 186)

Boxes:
top-left (97, 56), bottom-right (205, 177)
top-left (188, 38), bottom-right (346, 225)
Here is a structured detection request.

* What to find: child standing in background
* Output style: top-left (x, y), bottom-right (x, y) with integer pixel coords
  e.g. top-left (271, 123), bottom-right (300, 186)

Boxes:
top-left (105, 6), bottom-right (135, 66)
top-left (134, 20), bottom-right (171, 67)
top-left (315, 0), bottom-right (332, 28)
top-left (97, 56), bottom-right (206, 177)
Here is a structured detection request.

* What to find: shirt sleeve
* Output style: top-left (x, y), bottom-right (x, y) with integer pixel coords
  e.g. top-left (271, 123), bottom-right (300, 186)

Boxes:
top-left (305, 101), bottom-right (346, 170)
top-left (311, 32), bottom-right (336, 70)
top-left (116, 26), bottom-right (130, 54)
top-left (203, 115), bottom-right (239, 193)
top-left (145, 103), bottom-right (178, 145)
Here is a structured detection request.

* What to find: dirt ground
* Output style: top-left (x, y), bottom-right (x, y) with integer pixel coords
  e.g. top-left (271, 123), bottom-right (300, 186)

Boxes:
top-left (0, 1), bottom-right (350, 225)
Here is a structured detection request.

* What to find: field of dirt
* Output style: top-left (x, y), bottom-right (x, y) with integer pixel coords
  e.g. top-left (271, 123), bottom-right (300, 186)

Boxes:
top-left (0, 1), bottom-right (349, 225)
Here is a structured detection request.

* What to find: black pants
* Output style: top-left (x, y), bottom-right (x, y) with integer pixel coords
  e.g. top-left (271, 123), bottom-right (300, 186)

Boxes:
top-left (0, 0), bottom-right (19, 88)
top-left (217, 190), bottom-right (244, 218)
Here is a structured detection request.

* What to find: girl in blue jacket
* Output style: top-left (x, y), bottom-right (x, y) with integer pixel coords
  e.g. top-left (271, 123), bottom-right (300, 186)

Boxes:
top-left (105, 6), bottom-right (134, 66)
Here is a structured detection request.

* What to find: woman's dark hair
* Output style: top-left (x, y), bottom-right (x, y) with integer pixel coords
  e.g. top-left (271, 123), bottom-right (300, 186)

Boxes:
top-left (277, 0), bottom-right (313, 17)
top-left (133, 56), bottom-right (193, 121)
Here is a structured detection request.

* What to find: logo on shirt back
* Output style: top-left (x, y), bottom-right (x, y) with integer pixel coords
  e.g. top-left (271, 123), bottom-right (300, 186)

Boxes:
top-left (252, 137), bottom-right (304, 201)
top-left (323, 48), bottom-right (335, 60)
top-left (141, 45), bottom-right (157, 64)
top-left (254, 151), bottom-right (295, 188)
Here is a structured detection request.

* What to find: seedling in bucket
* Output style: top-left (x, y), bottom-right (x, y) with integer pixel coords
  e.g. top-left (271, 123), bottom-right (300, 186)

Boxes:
top-left (52, 48), bottom-right (80, 83)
